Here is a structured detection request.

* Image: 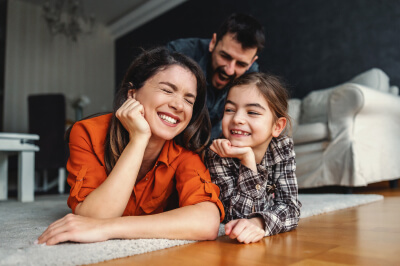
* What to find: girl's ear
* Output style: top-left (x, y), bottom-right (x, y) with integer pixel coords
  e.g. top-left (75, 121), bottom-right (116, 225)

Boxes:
top-left (272, 117), bottom-right (287, 138)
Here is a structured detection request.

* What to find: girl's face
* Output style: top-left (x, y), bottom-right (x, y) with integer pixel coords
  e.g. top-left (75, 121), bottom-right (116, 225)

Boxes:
top-left (222, 84), bottom-right (285, 157)
top-left (134, 65), bottom-right (197, 141)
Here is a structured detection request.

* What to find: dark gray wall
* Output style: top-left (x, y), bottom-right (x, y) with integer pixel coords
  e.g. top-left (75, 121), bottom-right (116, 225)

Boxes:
top-left (116, 0), bottom-right (400, 99)
top-left (0, 0), bottom-right (7, 131)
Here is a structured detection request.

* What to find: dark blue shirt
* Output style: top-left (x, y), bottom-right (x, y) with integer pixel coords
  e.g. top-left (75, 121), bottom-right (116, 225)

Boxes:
top-left (166, 38), bottom-right (259, 141)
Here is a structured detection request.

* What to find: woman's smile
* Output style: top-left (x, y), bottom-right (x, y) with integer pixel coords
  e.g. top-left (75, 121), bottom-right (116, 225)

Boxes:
top-left (158, 112), bottom-right (180, 126)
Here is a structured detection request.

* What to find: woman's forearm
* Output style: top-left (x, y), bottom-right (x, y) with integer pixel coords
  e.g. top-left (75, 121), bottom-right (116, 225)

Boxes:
top-left (75, 137), bottom-right (148, 218)
top-left (108, 202), bottom-right (220, 241)
top-left (38, 201), bottom-right (221, 245)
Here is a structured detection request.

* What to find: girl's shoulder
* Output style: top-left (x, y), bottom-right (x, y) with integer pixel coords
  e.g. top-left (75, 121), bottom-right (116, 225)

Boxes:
top-left (268, 135), bottom-right (295, 162)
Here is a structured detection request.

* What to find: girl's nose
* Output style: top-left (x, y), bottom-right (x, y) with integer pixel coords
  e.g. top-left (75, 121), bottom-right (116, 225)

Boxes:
top-left (232, 113), bottom-right (245, 125)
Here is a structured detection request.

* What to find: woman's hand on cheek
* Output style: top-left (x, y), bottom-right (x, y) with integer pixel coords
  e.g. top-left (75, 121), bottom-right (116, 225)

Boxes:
top-left (116, 97), bottom-right (151, 140)
top-left (224, 218), bottom-right (265, 244)
top-left (36, 213), bottom-right (110, 246)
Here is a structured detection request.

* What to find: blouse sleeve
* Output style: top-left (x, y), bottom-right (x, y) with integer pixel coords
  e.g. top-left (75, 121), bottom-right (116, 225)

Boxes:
top-left (66, 122), bottom-right (108, 213)
top-left (174, 151), bottom-right (225, 222)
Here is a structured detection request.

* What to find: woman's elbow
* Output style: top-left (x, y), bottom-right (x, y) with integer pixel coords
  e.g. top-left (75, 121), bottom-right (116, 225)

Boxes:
top-left (194, 202), bottom-right (221, 240)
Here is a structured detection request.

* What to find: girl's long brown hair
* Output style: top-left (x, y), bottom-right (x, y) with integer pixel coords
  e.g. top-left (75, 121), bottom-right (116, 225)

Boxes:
top-left (226, 72), bottom-right (292, 135)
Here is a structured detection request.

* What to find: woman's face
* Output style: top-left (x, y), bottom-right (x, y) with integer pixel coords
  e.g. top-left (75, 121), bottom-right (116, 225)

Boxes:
top-left (134, 65), bottom-right (197, 141)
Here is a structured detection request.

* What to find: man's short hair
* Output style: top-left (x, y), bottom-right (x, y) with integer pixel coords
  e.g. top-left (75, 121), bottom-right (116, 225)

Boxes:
top-left (216, 13), bottom-right (265, 54)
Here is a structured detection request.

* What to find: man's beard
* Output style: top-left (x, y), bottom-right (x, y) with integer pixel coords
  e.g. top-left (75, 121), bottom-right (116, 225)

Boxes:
top-left (214, 66), bottom-right (236, 84)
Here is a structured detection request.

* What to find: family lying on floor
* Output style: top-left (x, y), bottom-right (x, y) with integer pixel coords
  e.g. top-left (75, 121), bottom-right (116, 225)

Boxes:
top-left (37, 13), bottom-right (301, 246)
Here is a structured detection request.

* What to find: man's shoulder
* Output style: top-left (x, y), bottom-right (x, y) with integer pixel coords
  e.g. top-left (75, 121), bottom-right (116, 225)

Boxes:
top-left (166, 38), bottom-right (210, 58)
top-left (247, 60), bottom-right (259, 73)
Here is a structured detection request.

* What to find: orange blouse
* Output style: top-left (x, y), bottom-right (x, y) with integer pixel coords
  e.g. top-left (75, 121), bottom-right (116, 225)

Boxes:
top-left (66, 114), bottom-right (225, 221)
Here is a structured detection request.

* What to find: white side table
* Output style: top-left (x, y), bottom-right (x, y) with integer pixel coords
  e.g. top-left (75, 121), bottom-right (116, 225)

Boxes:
top-left (0, 133), bottom-right (39, 202)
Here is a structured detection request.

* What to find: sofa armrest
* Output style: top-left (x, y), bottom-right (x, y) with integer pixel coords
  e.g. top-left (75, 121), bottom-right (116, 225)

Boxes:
top-left (328, 83), bottom-right (400, 139)
top-left (327, 83), bottom-right (364, 139)
top-left (288, 98), bottom-right (302, 135)
top-left (327, 83), bottom-right (400, 185)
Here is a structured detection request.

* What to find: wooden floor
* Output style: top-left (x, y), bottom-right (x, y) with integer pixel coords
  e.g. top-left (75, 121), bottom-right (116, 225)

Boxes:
top-left (94, 181), bottom-right (400, 266)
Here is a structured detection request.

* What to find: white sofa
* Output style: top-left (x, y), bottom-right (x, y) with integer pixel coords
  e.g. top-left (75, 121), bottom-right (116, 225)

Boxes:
top-left (289, 68), bottom-right (400, 188)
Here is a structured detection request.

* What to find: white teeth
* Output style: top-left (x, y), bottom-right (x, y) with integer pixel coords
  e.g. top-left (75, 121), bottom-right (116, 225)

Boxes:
top-left (231, 130), bottom-right (250, 136)
top-left (159, 114), bottom-right (177, 124)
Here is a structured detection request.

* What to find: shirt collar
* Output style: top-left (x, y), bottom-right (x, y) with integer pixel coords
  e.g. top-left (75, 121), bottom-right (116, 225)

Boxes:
top-left (261, 137), bottom-right (287, 167)
top-left (156, 140), bottom-right (183, 167)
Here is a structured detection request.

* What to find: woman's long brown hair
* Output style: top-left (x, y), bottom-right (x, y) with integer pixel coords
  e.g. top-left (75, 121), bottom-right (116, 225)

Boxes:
top-left (104, 47), bottom-right (211, 174)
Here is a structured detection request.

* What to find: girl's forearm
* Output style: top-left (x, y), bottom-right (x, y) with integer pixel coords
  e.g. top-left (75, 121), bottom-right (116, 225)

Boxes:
top-left (75, 137), bottom-right (148, 218)
top-left (240, 153), bottom-right (257, 172)
top-left (107, 202), bottom-right (220, 241)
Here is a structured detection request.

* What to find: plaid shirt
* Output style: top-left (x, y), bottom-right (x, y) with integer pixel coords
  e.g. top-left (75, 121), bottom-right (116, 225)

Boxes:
top-left (205, 135), bottom-right (301, 236)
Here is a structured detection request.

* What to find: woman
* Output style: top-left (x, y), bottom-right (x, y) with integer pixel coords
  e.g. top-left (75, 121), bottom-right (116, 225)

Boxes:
top-left (37, 47), bottom-right (224, 246)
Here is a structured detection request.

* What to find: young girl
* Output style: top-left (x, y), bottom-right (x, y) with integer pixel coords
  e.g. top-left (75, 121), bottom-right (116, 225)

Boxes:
top-left (206, 72), bottom-right (301, 244)
top-left (37, 47), bottom-right (224, 245)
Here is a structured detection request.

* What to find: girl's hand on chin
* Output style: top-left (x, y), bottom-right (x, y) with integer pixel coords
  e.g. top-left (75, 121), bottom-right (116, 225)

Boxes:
top-left (116, 97), bottom-right (151, 140)
top-left (36, 213), bottom-right (110, 246)
top-left (210, 139), bottom-right (253, 160)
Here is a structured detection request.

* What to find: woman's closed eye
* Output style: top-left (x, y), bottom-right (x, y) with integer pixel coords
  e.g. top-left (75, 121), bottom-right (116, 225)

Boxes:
top-left (185, 98), bottom-right (194, 105)
top-left (225, 108), bottom-right (235, 113)
top-left (161, 88), bottom-right (173, 94)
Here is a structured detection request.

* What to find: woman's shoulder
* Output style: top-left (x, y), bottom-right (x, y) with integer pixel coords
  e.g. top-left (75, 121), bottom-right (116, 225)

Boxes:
top-left (69, 113), bottom-right (112, 144)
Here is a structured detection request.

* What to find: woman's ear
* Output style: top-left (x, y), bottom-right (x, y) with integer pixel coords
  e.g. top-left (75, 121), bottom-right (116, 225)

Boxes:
top-left (272, 117), bottom-right (287, 138)
top-left (127, 89), bottom-right (136, 99)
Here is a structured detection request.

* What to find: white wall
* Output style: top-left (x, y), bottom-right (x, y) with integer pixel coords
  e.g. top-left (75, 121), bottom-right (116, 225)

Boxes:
top-left (4, 0), bottom-right (114, 133)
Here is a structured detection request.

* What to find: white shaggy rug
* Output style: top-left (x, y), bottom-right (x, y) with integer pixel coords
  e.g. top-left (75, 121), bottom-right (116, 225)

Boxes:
top-left (0, 193), bottom-right (383, 266)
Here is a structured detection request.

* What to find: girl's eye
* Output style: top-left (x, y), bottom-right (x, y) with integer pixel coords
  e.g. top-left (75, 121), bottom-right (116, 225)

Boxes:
top-left (225, 108), bottom-right (234, 113)
top-left (248, 111), bottom-right (260, 115)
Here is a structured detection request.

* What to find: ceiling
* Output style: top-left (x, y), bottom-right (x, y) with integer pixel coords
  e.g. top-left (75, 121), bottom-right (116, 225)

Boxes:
top-left (22, 0), bottom-right (152, 25)
top-left (21, 0), bottom-right (188, 38)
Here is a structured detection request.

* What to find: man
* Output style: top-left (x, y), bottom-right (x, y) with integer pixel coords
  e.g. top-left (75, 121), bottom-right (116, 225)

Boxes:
top-left (167, 13), bottom-right (265, 140)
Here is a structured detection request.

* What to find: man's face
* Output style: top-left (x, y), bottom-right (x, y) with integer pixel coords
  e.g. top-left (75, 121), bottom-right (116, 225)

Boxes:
top-left (209, 32), bottom-right (258, 90)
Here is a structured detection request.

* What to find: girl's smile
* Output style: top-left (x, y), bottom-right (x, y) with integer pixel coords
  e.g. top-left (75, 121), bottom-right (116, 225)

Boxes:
top-left (222, 84), bottom-right (283, 160)
top-left (229, 129), bottom-right (251, 136)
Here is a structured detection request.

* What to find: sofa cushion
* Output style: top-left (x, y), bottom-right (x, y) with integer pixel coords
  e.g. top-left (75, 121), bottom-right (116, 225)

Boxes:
top-left (301, 68), bottom-right (391, 124)
top-left (390, 85), bottom-right (399, 95)
top-left (293, 122), bottom-right (328, 145)
top-left (349, 68), bottom-right (390, 92)
top-left (301, 87), bottom-right (334, 124)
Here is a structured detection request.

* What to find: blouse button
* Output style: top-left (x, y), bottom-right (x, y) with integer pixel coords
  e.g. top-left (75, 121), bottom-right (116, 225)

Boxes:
top-left (145, 178), bottom-right (148, 181)
top-left (255, 184), bottom-right (261, 190)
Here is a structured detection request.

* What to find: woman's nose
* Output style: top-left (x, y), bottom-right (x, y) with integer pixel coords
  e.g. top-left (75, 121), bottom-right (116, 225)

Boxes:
top-left (169, 97), bottom-right (184, 111)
